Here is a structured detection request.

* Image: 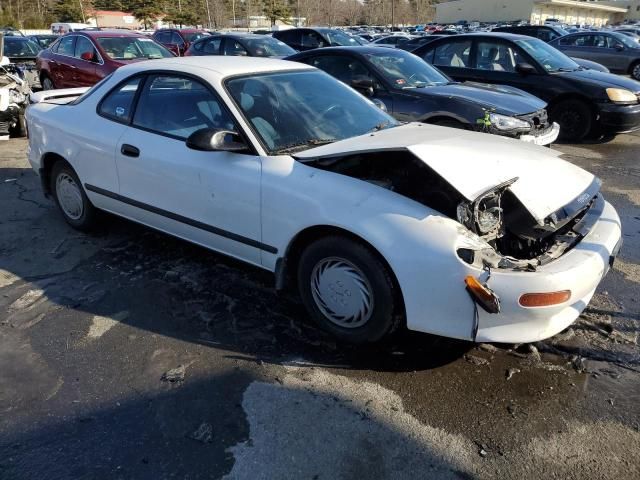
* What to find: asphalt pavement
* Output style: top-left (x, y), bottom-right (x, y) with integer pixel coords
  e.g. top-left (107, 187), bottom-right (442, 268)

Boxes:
top-left (0, 133), bottom-right (639, 479)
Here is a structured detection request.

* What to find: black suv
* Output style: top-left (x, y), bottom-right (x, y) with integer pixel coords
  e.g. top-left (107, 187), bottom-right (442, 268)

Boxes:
top-left (272, 28), bottom-right (360, 51)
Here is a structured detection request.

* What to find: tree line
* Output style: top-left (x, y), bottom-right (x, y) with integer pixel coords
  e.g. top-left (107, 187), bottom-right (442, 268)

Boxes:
top-left (1, 0), bottom-right (438, 30)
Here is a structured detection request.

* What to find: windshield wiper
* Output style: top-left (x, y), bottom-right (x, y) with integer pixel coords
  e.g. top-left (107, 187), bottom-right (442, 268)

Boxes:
top-left (274, 138), bottom-right (336, 155)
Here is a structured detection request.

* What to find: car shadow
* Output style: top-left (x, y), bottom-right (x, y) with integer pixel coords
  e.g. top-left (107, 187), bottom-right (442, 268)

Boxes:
top-left (0, 166), bottom-right (472, 375)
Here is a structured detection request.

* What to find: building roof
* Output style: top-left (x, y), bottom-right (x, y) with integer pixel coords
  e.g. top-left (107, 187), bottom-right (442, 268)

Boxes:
top-left (533, 0), bottom-right (628, 13)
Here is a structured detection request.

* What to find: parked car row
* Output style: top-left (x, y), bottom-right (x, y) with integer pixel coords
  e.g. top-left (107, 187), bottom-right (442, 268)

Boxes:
top-left (25, 56), bottom-right (623, 345)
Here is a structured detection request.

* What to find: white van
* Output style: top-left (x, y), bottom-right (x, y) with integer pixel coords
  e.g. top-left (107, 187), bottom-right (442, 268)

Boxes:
top-left (50, 23), bottom-right (92, 35)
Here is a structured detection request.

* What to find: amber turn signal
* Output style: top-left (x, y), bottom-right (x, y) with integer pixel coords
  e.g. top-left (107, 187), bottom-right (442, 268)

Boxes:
top-left (464, 275), bottom-right (501, 314)
top-left (519, 290), bottom-right (571, 307)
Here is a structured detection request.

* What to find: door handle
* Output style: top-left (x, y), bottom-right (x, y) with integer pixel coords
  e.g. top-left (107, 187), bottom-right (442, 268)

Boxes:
top-left (121, 144), bottom-right (140, 158)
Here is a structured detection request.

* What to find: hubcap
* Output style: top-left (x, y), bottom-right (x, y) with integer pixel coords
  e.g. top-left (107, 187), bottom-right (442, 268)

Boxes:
top-left (310, 257), bottom-right (374, 328)
top-left (56, 173), bottom-right (84, 220)
top-left (633, 64), bottom-right (640, 80)
top-left (42, 78), bottom-right (53, 90)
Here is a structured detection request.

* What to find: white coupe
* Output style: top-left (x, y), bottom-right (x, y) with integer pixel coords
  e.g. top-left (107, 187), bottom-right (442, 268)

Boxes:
top-left (26, 57), bottom-right (622, 344)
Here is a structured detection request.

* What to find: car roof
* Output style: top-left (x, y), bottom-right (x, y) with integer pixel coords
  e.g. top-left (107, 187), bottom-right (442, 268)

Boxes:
top-left (113, 56), bottom-right (312, 79)
top-left (429, 32), bottom-right (535, 41)
top-left (293, 45), bottom-right (408, 56)
top-left (71, 30), bottom-right (144, 38)
top-left (210, 32), bottom-right (271, 40)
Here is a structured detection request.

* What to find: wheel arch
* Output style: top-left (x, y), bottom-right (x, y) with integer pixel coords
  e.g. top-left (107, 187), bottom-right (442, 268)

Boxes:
top-left (275, 225), bottom-right (406, 318)
top-left (628, 59), bottom-right (640, 76)
top-left (39, 152), bottom-right (68, 197)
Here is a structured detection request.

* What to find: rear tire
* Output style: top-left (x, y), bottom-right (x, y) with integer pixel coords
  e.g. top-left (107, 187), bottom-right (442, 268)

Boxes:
top-left (549, 99), bottom-right (593, 141)
top-left (297, 236), bottom-right (402, 344)
top-left (50, 161), bottom-right (97, 231)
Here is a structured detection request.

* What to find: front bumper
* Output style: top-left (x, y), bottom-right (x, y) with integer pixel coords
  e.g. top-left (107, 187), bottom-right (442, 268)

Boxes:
top-left (519, 122), bottom-right (560, 146)
top-left (597, 101), bottom-right (640, 133)
top-left (474, 196), bottom-right (622, 343)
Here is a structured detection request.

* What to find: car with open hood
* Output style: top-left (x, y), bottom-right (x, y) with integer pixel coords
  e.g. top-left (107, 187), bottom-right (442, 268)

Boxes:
top-left (287, 46), bottom-right (559, 145)
top-left (1, 34), bottom-right (41, 89)
top-left (26, 57), bottom-right (622, 345)
top-left (412, 33), bottom-right (640, 140)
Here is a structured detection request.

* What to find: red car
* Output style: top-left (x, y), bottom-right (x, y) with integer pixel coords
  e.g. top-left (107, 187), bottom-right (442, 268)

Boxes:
top-left (36, 30), bottom-right (173, 89)
top-left (152, 28), bottom-right (210, 56)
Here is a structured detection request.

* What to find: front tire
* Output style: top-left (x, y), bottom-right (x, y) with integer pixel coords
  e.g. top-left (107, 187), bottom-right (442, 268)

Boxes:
top-left (631, 61), bottom-right (640, 81)
top-left (549, 99), bottom-right (593, 141)
top-left (50, 161), bottom-right (97, 231)
top-left (41, 75), bottom-right (55, 91)
top-left (297, 236), bottom-right (401, 344)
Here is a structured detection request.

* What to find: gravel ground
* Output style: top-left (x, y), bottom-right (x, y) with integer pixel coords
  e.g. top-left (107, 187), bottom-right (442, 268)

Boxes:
top-left (0, 133), bottom-right (639, 479)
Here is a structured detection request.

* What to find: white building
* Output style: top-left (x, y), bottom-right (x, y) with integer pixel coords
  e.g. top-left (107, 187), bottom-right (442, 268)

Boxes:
top-left (435, 0), bottom-right (631, 26)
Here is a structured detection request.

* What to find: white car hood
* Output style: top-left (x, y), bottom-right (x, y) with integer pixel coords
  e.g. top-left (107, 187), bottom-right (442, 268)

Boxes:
top-left (295, 123), bottom-right (595, 224)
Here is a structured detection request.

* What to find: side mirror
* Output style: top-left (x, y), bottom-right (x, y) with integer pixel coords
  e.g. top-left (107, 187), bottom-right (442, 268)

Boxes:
top-left (515, 62), bottom-right (537, 75)
top-left (80, 51), bottom-right (95, 62)
top-left (351, 76), bottom-right (375, 96)
top-left (186, 129), bottom-right (248, 152)
top-left (614, 43), bottom-right (624, 51)
top-left (371, 98), bottom-right (387, 112)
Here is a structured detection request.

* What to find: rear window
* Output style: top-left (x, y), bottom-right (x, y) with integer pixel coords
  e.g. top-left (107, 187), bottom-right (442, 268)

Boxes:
top-left (3, 38), bottom-right (41, 57)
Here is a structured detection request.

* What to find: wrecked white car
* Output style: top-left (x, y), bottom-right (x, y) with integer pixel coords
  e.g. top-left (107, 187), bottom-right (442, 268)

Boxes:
top-left (0, 57), bottom-right (30, 139)
top-left (25, 57), bottom-right (622, 344)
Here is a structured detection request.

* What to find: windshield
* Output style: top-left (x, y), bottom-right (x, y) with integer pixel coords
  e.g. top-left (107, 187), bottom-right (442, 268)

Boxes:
top-left (365, 51), bottom-right (450, 87)
top-left (96, 36), bottom-right (173, 60)
top-left (226, 70), bottom-right (398, 154)
top-left (3, 38), bottom-right (41, 57)
top-left (515, 38), bottom-right (579, 72)
top-left (34, 36), bottom-right (57, 48)
top-left (183, 31), bottom-right (210, 42)
top-left (612, 32), bottom-right (640, 48)
top-left (244, 37), bottom-right (296, 57)
top-left (323, 30), bottom-right (361, 46)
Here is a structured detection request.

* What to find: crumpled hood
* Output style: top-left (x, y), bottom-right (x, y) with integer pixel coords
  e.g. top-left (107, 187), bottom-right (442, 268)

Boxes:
top-left (295, 123), bottom-right (595, 224)
top-left (419, 82), bottom-right (546, 115)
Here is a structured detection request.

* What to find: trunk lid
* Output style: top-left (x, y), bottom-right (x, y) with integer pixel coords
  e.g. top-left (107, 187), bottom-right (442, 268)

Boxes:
top-left (295, 123), bottom-right (595, 224)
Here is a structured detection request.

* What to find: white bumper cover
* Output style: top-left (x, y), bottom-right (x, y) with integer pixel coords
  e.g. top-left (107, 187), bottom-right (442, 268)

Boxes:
top-left (474, 197), bottom-right (622, 343)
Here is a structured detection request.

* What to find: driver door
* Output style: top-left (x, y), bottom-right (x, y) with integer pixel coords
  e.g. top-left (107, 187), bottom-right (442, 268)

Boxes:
top-left (112, 73), bottom-right (263, 264)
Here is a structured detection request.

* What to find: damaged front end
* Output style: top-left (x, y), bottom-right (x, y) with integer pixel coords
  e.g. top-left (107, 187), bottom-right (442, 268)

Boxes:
top-left (0, 62), bottom-right (31, 139)
top-left (456, 176), bottom-right (602, 271)
top-left (303, 148), bottom-right (602, 273)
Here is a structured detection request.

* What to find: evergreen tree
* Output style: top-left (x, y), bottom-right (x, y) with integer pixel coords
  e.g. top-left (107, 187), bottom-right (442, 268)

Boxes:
top-left (262, 0), bottom-right (290, 27)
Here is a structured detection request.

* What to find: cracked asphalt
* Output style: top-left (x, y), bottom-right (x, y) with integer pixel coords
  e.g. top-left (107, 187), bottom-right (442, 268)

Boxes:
top-left (0, 134), bottom-right (639, 479)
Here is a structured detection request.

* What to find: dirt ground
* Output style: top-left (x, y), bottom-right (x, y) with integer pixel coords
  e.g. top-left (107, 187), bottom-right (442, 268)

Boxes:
top-left (0, 133), bottom-right (639, 480)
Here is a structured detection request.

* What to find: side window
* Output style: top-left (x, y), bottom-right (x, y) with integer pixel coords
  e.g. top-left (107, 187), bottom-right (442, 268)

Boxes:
top-left (420, 46), bottom-right (436, 64)
top-left (276, 30), bottom-right (299, 45)
top-left (50, 38), bottom-right (61, 53)
top-left (98, 76), bottom-right (142, 124)
top-left (559, 36), bottom-right (577, 46)
top-left (57, 36), bottom-right (76, 56)
top-left (171, 32), bottom-right (184, 46)
top-left (476, 41), bottom-right (518, 72)
top-left (308, 55), bottom-right (358, 84)
top-left (538, 30), bottom-right (554, 42)
top-left (155, 31), bottom-right (170, 43)
top-left (74, 36), bottom-right (96, 60)
top-left (223, 39), bottom-right (248, 56)
top-left (202, 37), bottom-right (221, 54)
top-left (132, 75), bottom-right (235, 139)
top-left (433, 40), bottom-right (472, 68)
top-left (301, 31), bottom-right (324, 48)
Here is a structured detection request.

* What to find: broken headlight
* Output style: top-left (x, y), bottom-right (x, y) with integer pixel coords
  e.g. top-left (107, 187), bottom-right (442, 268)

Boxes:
top-left (457, 179), bottom-right (517, 240)
top-left (9, 90), bottom-right (25, 104)
top-left (489, 113), bottom-right (530, 132)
